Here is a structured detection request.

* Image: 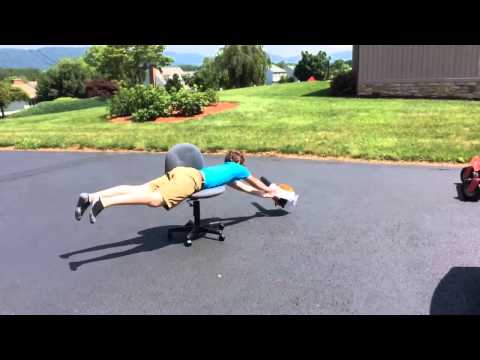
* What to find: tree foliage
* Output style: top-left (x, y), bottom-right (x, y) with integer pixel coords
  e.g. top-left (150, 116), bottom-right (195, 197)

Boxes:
top-left (328, 59), bottom-right (352, 79)
top-left (191, 57), bottom-right (227, 91)
top-left (0, 68), bottom-right (43, 81)
top-left (294, 51), bottom-right (331, 81)
top-left (84, 45), bottom-right (173, 87)
top-left (216, 45), bottom-right (271, 88)
top-left (36, 58), bottom-right (94, 101)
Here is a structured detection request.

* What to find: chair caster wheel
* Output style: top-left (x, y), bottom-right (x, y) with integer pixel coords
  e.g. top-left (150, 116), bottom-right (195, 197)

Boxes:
top-left (185, 240), bottom-right (192, 247)
top-left (218, 235), bottom-right (225, 242)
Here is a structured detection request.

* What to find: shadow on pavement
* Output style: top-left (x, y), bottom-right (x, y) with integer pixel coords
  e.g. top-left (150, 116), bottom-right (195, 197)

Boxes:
top-left (454, 183), bottom-right (466, 201)
top-left (60, 202), bottom-right (288, 271)
top-left (430, 267), bottom-right (480, 315)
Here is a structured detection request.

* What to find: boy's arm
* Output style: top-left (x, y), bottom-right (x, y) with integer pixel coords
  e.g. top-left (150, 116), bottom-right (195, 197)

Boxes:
top-left (245, 175), bottom-right (276, 194)
top-left (228, 180), bottom-right (275, 198)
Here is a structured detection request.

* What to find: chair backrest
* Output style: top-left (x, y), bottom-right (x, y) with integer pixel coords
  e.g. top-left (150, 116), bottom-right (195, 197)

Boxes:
top-left (165, 143), bottom-right (205, 173)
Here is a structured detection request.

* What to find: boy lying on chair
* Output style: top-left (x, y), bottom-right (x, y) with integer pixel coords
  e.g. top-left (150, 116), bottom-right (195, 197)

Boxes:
top-left (75, 150), bottom-right (286, 224)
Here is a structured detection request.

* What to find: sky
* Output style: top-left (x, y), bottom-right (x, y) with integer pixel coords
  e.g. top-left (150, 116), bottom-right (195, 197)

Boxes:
top-left (0, 45), bottom-right (352, 57)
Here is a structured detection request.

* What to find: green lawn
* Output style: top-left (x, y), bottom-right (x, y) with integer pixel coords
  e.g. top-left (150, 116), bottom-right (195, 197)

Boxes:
top-left (1, 81), bottom-right (480, 163)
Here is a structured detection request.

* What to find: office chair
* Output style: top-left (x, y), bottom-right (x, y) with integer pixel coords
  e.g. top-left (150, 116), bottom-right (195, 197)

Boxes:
top-left (165, 143), bottom-right (226, 247)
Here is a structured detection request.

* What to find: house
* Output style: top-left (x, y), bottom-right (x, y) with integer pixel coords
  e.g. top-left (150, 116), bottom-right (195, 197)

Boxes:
top-left (5, 78), bottom-right (37, 114)
top-left (353, 45), bottom-right (480, 99)
top-left (284, 64), bottom-right (297, 80)
top-left (265, 64), bottom-right (288, 85)
top-left (145, 66), bottom-right (186, 87)
top-left (11, 78), bottom-right (37, 99)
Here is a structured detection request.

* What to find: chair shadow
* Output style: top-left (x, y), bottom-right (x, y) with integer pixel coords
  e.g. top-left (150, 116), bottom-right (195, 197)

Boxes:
top-left (454, 183), bottom-right (465, 201)
top-left (60, 202), bottom-right (288, 271)
top-left (430, 267), bottom-right (480, 315)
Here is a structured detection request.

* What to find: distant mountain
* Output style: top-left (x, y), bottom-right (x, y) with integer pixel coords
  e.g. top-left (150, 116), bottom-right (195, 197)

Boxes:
top-left (0, 47), bottom-right (88, 69)
top-left (0, 47), bottom-right (352, 69)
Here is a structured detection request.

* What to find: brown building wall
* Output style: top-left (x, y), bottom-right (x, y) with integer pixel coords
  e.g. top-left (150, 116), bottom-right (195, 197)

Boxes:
top-left (356, 45), bottom-right (480, 99)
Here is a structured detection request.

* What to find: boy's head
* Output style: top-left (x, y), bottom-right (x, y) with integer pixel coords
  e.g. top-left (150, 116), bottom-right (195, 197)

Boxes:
top-left (225, 150), bottom-right (246, 165)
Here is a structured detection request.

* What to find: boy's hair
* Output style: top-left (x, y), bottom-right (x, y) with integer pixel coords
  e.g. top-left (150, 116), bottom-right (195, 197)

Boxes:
top-left (225, 150), bottom-right (246, 164)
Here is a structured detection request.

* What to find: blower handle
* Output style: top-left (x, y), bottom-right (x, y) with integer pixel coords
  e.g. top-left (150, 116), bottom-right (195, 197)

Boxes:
top-left (260, 176), bottom-right (272, 187)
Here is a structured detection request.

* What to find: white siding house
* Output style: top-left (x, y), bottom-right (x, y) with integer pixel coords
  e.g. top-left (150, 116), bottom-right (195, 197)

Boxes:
top-left (5, 79), bottom-right (37, 114)
top-left (145, 66), bottom-right (186, 87)
top-left (265, 64), bottom-right (288, 85)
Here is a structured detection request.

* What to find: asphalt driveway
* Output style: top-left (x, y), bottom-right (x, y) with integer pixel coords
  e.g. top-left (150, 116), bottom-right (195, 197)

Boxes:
top-left (0, 151), bottom-right (478, 314)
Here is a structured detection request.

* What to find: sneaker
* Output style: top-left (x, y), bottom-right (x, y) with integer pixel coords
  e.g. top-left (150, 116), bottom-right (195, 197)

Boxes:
top-left (89, 197), bottom-right (104, 224)
top-left (75, 193), bottom-right (91, 221)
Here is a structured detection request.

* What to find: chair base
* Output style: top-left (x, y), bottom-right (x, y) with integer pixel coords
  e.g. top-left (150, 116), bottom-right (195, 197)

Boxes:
top-left (167, 200), bottom-right (225, 247)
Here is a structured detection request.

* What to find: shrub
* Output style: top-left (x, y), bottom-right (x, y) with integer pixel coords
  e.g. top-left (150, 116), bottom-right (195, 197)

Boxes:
top-left (171, 88), bottom-right (203, 116)
top-left (329, 71), bottom-right (357, 97)
top-left (85, 79), bottom-right (119, 98)
top-left (132, 108), bottom-right (160, 122)
top-left (109, 85), bottom-right (172, 121)
top-left (278, 76), bottom-right (295, 84)
top-left (165, 74), bottom-right (183, 94)
top-left (202, 88), bottom-right (219, 105)
top-left (108, 87), bottom-right (134, 117)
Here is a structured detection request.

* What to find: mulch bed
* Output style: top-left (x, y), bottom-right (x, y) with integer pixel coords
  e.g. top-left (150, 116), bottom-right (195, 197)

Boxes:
top-left (109, 101), bottom-right (239, 124)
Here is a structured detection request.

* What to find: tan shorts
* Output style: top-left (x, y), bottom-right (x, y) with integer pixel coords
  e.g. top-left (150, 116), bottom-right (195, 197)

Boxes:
top-left (148, 167), bottom-right (204, 210)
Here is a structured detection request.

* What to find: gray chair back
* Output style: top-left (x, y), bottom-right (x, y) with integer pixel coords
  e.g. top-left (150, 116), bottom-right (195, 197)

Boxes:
top-left (165, 144), bottom-right (205, 173)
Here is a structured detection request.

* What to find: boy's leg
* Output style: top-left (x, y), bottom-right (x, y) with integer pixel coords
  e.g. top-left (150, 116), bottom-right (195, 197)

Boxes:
top-left (89, 188), bottom-right (164, 224)
top-left (75, 184), bottom-right (151, 221)
top-left (90, 184), bottom-right (150, 201)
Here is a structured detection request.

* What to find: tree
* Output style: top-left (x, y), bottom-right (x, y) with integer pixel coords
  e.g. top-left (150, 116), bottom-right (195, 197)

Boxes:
top-left (0, 68), bottom-right (43, 81)
top-left (0, 82), bottom-right (29, 118)
top-left (36, 58), bottom-right (94, 101)
top-left (328, 59), bottom-right (352, 79)
top-left (192, 57), bottom-right (227, 91)
top-left (216, 45), bottom-right (271, 88)
top-left (84, 45), bottom-right (173, 87)
top-left (294, 51), bottom-right (331, 81)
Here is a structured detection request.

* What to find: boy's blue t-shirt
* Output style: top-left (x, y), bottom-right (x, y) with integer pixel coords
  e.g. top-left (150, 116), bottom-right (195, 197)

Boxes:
top-left (200, 162), bottom-right (251, 189)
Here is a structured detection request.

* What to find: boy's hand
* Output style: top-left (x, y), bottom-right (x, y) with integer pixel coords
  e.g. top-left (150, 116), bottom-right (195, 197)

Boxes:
top-left (262, 191), bottom-right (276, 198)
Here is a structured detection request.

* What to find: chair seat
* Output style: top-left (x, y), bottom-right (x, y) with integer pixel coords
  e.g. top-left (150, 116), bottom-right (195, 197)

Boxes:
top-left (190, 185), bottom-right (226, 199)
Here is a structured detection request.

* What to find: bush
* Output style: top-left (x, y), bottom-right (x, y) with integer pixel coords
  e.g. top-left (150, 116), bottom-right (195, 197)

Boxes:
top-left (202, 88), bottom-right (219, 105)
top-left (165, 74), bottom-right (183, 94)
top-left (329, 71), bottom-right (357, 97)
top-left (85, 79), bottom-right (119, 98)
top-left (278, 76), bottom-right (295, 84)
top-left (109, 85), bottom-right (172, 121)
top-left (171, 88), bottom-right (204, 116)
top-left (108, 87), bottom-right (134, 117)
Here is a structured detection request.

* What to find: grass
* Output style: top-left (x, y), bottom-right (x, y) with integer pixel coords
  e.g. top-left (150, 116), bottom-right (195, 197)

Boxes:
top-left (1, 82), bottom-right (480, 163)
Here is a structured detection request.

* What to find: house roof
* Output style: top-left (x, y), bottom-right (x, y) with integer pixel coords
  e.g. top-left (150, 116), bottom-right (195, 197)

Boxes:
top-left (269, 64), bottom-right (287, 73)
top-left (11, 79), bottom-right (37, 99)
top-left (160, 67), bottom-right (185, 76)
